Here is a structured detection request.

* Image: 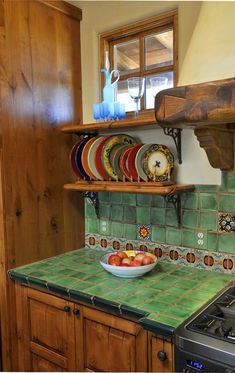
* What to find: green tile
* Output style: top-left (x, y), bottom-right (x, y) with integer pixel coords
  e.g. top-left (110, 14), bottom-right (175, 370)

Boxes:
top-left (181, 192), bottom-right (198, 209)
top-left (99, 204), bottom-right (110, 219)
top-left (136, 207), bottom-right (151, 224)
top-left (111, 222), bottom-right (124, 237)
top-left (181, 229), bottom-right (196, 248)
top-left (98, 192), bottom-right (110, 203)
top-left (218, 233), bottom-right (235, 253)
top-left (151, 207), bottom-right (165, 225)
top-left (165, 305), bottom-right (192, 319)
top-left (199, 193), bottom-right (218, 210)
top-left (207, 231), bottom-right (218, 250)
top-left (155, 292), bottom-right (179, 304)
top-left (86, 218), bottom-right (99, 234)
top-left (166, 227), bottom-right (181, 245)
top-left (182, 210), bottom-right (199, 229)
top-left (111, 205), bottom-right (123, 221)
top-left (141, 300), bottom-right (168, 313)
top-left (124, 206), bottom-right (136, 223)
top-left (100, 220), bottom-right (110, 235)
top-left (124, 224), bottom-right (136, 240)
top-left (85, 202), bottom-right (96, 218)
top-left (122, 193), bottom-right (136, 206)
top-left (228, 172), bottom-right (235, 192)
top-left (200, 210), bottom-right (217, 230)
top-left (218, 194), bottom-right (235, 212)
top-left (156, 315), bottom-right (181, 327)
top-left (195, 184), bottom-right (219, 192)
top-left (137, 194), bottom-right (152, 206)
top-left (111, 193), bottom-right (122, 204)
top-left (152, 226), bottom-right (166, 242)
top-left (165, 208), bottom-right (178, 227)
top-left (152, 195), bottom-right (165, 208)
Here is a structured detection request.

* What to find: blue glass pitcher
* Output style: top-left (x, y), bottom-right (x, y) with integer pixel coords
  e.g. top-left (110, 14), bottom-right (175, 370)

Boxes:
top-left (101, 51), bottom-right (120, 103)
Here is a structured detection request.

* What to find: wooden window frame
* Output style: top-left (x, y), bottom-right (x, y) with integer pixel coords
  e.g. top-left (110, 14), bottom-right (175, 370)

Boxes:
top-left (99, 10), bottom-right (178, 116)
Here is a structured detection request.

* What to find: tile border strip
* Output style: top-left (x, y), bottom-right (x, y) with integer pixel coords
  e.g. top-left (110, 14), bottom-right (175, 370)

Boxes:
top-left (85, 233), bottom-right (235, 274)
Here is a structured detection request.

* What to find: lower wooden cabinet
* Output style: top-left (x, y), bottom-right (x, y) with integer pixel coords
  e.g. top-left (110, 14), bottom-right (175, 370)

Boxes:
top-left (15, 284), bottom-right (174, 372)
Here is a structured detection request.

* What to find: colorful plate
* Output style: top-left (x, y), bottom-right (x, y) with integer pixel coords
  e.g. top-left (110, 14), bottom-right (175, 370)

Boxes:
top-left (119, 145), bottom-right (134, 181)
top-left (95, 135), bottom-right (112, 181)
top-left (143, 144), bottom-right (174, 181)
top-left (69, 140), bottom-right (83, 179)
top-left (126, 143), bottom-right (143, 181)
top-left (135, 144), bottom-right (153, 181)
top-left (75, 137), bottom-right (92, 180)
top-left (88, 136), bottom-right (104, 180)
top-left (81, 137), bottom-right (99, 180)
top-left (101, 134), bottom-right (137, 180)
top-left (112, 144), bottom-right (131, 181)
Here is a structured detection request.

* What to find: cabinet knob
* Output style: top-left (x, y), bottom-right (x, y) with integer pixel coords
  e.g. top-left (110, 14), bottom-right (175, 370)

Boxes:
top-left (73, 308), bottom-right (80, 315)
top-left (157, 351), bottom-right (167, 361)
top-left (64, 306), bottom-right (70, 313)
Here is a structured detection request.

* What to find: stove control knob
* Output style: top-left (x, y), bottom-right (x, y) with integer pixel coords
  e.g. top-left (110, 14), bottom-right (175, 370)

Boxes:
top-left (157, 351), bottom-right (167, 361)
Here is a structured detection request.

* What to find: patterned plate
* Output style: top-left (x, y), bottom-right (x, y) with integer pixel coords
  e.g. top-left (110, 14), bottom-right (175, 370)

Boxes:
top-left (143, 144), bottom-right (174, 181)
top-left (126, 143), bottom-right (143, 181)
top-left (111, 144), bottom-right (130, 181)
top-left (135, 144), bottom-right (153, 181)
top-left (101, 134), bottom-right (137, 180)
top-left (119, 145), bottom-right (135, 181)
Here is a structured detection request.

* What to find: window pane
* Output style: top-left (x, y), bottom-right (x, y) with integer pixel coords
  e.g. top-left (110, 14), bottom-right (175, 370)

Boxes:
top-left (114, 39), bottom-right (140, 76)
top-left (146, 71), bottom-right (173, 109)
top-left (116, 80), bottom-right (136, 112)
top-left (145, 30), bottom-right (173, 70)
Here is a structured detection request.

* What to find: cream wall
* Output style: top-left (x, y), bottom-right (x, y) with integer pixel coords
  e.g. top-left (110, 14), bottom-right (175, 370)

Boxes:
top-left (69, 1), bottom-right (235, 185)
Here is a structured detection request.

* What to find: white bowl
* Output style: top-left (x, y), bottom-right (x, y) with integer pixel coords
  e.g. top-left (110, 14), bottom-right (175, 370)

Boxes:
top-left (99, 251), bottom-right (158, 278)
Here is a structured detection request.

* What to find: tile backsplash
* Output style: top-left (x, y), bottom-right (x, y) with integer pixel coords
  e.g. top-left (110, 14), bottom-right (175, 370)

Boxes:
top-left (85, 171), bottom-right (235, 272)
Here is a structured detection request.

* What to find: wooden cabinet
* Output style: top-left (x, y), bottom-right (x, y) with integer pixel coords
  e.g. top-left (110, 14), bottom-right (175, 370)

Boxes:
top-left (15, 284), bottom-right (173, 372)
top-left (148, 333), bottom-right (174, 372)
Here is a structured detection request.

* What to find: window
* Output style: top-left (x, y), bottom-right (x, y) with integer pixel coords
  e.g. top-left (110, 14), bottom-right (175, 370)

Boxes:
top-left (100, 10), bottom-right (178, 114)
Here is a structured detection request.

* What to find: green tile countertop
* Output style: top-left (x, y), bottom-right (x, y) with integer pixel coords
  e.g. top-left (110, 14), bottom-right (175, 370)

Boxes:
top-left (8, 248), bottom-right (234, 339)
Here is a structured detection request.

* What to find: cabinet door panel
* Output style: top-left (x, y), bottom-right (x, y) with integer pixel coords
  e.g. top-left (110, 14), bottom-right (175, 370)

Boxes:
top-left (150, 335), bottom-right (173, 372)
top-left (31, 353), bottom-right (66, 372)
top-left (84, 319), bottom-right (136, 372)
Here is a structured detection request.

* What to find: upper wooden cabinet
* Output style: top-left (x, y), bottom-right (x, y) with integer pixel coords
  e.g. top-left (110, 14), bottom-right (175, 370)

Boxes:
top-left (15, 284), bottom-right (174, 373)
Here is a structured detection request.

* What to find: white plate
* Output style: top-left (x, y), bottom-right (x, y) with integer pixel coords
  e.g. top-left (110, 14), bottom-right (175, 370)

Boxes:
top-left (99, 251), bottom-right (158, 278)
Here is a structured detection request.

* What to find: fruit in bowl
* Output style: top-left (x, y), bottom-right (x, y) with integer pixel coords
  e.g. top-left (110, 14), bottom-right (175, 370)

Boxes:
top-left (100, 250), bottom-right (157, 278)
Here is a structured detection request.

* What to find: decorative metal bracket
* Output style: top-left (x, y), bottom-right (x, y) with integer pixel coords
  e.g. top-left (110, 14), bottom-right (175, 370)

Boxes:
top-left (165, 194), bottom-right (181, 227)
top-left (163, 128), bottom-right (182, 164)
top-left (82, 191), bottom-right (100, 219)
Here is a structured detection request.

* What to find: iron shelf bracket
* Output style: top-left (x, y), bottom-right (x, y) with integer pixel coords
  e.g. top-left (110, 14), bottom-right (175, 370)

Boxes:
top-left (82, 191), bottom-right (100, 219)
top-left (165, 194), bottom-right (181, 227)
top-left (163, 128), bottom-right (182, 164)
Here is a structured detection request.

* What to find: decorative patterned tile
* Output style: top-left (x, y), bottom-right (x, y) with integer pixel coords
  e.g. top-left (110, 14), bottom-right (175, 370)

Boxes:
top-left (137, 224), bottom-right (151, 241)
top-left (218, 213), bottom-right (235, 233)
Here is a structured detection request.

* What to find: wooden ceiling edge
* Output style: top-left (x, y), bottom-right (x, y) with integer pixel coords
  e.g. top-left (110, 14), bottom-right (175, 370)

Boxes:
top-left (38, 1), bottom-right (82, 21)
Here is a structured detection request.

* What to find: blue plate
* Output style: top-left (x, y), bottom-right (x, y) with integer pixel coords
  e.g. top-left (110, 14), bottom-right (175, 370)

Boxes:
top-left (75, 137), bottom-right (92, 180)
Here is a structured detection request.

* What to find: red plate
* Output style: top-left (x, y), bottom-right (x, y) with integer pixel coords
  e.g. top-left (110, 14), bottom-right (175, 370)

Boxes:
top-left (119, 145), bottom-right (134, 181)
top-left (94, 135), bottom-right (112, 181)
top-left (126, 143), bottom-right (143, 181)
top-left (69, 139), bottom-right (83, 179)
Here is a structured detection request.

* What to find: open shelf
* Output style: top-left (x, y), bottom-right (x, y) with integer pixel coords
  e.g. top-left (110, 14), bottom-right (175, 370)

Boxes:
top-left (61, 111), bottom-right (157, 134)
top-left (63, 181), bottom-right (194, 195)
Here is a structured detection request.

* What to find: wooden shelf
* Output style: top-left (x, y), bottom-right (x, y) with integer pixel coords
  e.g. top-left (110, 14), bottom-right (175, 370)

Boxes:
top-left (61, 111), bottom-right (157, 134)
top-left (63, 181), bottom-right (195, 195)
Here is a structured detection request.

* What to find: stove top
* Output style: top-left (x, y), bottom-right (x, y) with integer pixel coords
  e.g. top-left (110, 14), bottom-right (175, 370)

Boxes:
top-left (188, 286), bottom-right (235, 343)
top-left (174, 285), bottom-right (235, 370)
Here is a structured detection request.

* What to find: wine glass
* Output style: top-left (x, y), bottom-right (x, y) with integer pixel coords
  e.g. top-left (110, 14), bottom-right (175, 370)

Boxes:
top-left (127, 77), bottom-right (145, 117)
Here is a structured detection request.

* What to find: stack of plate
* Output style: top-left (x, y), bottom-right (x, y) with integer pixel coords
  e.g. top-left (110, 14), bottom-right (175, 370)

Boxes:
top-left (69, 135), bottom-right (174, 182)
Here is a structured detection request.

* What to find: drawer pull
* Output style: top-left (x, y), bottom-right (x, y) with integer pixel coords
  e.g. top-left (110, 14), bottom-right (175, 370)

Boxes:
top-left (157, 351), bottom-right (167, 361)
top-left (64, 306), bottom-right (70, 313)
top-left (73, 308), bottom-right (80, 315)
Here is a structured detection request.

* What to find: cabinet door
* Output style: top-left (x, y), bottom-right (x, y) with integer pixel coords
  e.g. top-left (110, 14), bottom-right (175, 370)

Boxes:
top-left (18, 287), bottom-right (76, 371)
top-left (77, 306), bottom-right (147, 372)
top-left (148, 333), bottom-right (174, 372)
